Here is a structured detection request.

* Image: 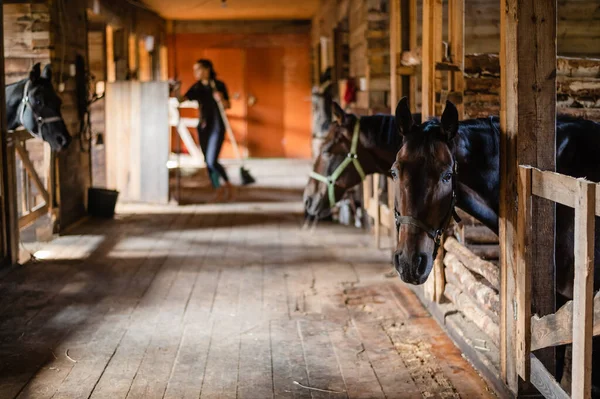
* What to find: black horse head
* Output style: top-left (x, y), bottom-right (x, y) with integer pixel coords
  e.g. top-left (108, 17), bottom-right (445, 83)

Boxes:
top-left (6, 63), bottom-right (71, 151)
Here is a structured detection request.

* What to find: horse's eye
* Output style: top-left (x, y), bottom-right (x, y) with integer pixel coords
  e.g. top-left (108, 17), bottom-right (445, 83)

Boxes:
top-left (35, 99), bottom-right (42, 106)
top-left (390, 169), bottom-right (397, 179)
top-left (442, 172), bottom-right (452, 183)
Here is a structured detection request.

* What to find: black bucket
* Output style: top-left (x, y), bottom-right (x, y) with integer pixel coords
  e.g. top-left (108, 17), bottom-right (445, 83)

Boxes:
top-left (87, 187), bottom-right (119, 218)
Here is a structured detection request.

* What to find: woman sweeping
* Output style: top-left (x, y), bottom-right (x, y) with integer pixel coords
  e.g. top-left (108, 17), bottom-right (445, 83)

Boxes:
top-left (179, 59), bottom-right (235, 202)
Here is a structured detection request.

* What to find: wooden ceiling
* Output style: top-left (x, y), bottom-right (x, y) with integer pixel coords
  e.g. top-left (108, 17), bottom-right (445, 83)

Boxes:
top-left (141, 0), bottom-right (320, 21)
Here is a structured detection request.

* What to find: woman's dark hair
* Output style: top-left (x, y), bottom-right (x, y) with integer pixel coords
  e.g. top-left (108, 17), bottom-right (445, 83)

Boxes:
top-left (196, 59), bottom-right (217, 80)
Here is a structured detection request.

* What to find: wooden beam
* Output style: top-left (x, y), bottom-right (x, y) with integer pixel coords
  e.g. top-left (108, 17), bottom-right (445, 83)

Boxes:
top-left (408, 0), bottom-right (417, 113)
top-left (571, 178), bottom-right (596, 398)
top-left (448, 0), bottom-right (465, 118)
top-left (531, 291), bottom-right (600, 351)
top-left (389, 0), bottom-right (401, 107)
top-left (516, 166), bottom-right (532, 380)
top-left (19, 204), bottom-right (49, 229)
top-left (443, 283), bottom-right (500, 347)
top-left (373, 175), bottom-right (381, 249)
top-left (444, 253), bottom-right (500, 317)
top-left (14, 141), bottom-right (50, 205)
top-left (421, 0), bottom-right (442, 118)
top-left (444, 237), bottom-right (499, 289)
top-left (387, 176), bottom-right (397, 249)
top-left (530, 354), bottom-right (569, 399)
top-left (530, 167), bottom-right (600, 217)
top-left (500, 0), bottom-right (557, 392)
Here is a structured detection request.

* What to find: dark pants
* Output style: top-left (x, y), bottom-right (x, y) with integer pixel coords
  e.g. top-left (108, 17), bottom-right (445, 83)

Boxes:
top-left (199, 121), bottom-right (229, 188)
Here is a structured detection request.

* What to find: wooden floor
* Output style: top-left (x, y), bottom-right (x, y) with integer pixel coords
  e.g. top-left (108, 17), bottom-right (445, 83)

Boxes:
top-left (0, 160), bottom-right (494, 398)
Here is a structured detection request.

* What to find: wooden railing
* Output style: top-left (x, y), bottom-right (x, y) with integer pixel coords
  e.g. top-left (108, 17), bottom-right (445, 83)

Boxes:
top-left (9, 130), bottom-right (53, 230)
top-left (362, 174), bottom-right (396, 250)
top-left (516, 165), bottom-right (599, 398)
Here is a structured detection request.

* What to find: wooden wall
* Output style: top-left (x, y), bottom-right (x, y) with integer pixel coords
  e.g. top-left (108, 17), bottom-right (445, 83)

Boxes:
top-left (312, 0), bottom-right (600, 116)
top-left (88, 28), bottom-right (106, 188)
top-left (168, 22), bottom-right (313, 159)
top-left (3, 0), bottom-right (167, 231)
top-left (48, 0), bottom-right (92, 230)
top-left (312, 0), bottom-right (391, 112)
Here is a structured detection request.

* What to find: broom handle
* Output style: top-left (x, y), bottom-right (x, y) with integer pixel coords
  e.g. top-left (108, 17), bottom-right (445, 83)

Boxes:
top-left (210, 80), bottom-right (244, 166)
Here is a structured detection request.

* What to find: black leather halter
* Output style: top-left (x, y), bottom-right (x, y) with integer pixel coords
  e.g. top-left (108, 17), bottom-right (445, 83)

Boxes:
top-left (394, 161), bottom-right (462, 257)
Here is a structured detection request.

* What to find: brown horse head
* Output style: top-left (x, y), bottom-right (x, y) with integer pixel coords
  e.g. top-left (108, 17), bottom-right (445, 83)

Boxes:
top-left (390, 98), bottom-right (460, 285)
top-left (304, 103), bottom-right (370, 218)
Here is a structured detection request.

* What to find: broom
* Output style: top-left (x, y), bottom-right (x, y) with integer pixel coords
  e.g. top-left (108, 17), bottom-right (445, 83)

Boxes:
top-left (210, 80), bottom-right (256, 185)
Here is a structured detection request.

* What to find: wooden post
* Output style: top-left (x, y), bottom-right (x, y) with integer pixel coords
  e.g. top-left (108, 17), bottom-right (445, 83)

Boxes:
top-left (373, 175), bottom-right (381, 249)
top-left (408, 0), bottom-right (418, 113)
top-left (448, 0), bottom-right (465, 118)
top-left (571, 179), bottom-right (595, 398)
top-left (390, 0), bottom-right (402, 107)
top-left (421, 0), bottom-right (442, 118)
top-left (387, 176), bottom-right (397, 251)
top-left (0, 4), bottom-right (18, 265)
top-left (516, 166), bottom-right (532, 380)
top-left (500, 0), bottom-right (557, 393)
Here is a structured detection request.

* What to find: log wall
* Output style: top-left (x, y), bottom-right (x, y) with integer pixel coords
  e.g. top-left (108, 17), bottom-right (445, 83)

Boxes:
top-left (463, 54), bottom-right (600, 122)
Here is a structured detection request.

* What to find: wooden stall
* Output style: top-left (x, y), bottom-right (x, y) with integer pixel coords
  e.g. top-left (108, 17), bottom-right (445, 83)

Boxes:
top-left (379, 0), bottom-right (600, 397)
top-left (516, 166), bottom-right (599, 398)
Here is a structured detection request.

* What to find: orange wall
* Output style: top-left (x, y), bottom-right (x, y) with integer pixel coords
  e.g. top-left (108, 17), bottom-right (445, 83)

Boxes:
top-left (168, 33), bottom-right (312, 159)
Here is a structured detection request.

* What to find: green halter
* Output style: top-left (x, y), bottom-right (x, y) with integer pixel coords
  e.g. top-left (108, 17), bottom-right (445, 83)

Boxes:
top-left (309, 118), bottom-right (366, 207)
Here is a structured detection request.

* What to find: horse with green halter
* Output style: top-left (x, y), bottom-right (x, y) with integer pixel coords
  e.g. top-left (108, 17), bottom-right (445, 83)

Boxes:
top-left (308, 118), bottom-right (365, 207)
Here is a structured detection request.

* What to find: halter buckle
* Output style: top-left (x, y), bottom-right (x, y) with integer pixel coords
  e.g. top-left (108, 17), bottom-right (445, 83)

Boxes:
top-left (347, 153), bottom-right (358, 159)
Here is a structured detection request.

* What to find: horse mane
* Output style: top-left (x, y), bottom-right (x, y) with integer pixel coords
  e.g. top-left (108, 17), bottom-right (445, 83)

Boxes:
top-left (360, 114), bottom-right (403, 151)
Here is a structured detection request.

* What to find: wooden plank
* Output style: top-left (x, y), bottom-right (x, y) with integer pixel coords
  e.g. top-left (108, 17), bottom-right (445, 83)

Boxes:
top-left (14, 141), bottom-right (49, 204)
top-left (18, 203), bottom-right (48, 229)
top-left (530, 355), bottom-right (570, 399)
top-left (373, 174), bottom-right (381, 249)
top-left (270, 320), bottom-right (311, 399)
top-left (443, 283), bottom-right (499, 347)
top-left (449, 0), bottom-right (465, 117)
top-left (389, 0), bottom-right (401, 107)
top-left (352, 320), bottom-right (421, 397)
top-left (444, 254), bottom-right (499, 317)
top-left (421, 0), bottom-right (434, 118)
top-left (139, 82), bottom-right (169, 203)
top-left (387, 176), bottom-right (397, 247)
top-left (515, 166), bottom-right (532, 380)
top-left (571, 178), bottom-right (596, 398)
top-left (531, 291), bottom-right (600, 351)
top-left (500, 0), bottom-right (557, 391)
top-left (297, 320), bottom-right (347, 398)
top-left (327, 322), bottom-right (386, 399)
top-left (444, 237), bottom-right (499, 289)
top-left (433, 236), bottom-right (445, 303)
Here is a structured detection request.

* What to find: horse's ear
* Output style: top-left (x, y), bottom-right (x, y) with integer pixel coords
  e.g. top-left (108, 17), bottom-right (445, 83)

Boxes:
top-left (29, 63), bottom-right (41, 82)
top-left (441, 100), bottom-right (459, 141)
top-left (41, 64), bottom-right (52, 80)
top-left (394, 97), bottom-right (414, 137)
top-left (332, 101), bottom-right (346, 124)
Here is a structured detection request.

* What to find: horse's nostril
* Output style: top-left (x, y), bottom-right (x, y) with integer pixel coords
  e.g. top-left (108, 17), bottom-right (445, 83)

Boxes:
top-left (393, 251), bottom-right (403, 268)
top-left (416, 252), bottom-right (428, 275)
top-left (305, 197), bottom-right (312, 209)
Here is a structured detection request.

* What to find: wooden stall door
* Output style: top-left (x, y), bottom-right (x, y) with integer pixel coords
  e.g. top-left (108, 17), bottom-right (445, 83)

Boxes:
top-left (200, 49), bottom-right (247, 159)
top-left (246, 47), bottom-right (285, 158)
